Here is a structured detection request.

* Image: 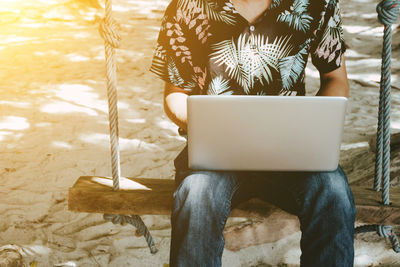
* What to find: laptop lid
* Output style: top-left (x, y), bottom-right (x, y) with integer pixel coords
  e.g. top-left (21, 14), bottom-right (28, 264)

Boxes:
top-left (187, 95), bottom-right (347, 171)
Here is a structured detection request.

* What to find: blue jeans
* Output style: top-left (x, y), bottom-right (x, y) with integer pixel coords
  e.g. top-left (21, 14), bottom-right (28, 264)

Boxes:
top-left (170, 147), bottom-right (356, 267)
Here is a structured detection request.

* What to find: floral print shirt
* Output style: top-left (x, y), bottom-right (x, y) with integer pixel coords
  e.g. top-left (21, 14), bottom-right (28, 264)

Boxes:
top-left (150, 0), bottom-right (346, 96)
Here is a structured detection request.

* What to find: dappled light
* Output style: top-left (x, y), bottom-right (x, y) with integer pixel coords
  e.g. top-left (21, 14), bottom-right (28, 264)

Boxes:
top-left (157, 119), bottom-right (177, 130)
top-left (354, 254), bottom-right (373, 266)
top-left (343, 25), bottom-right (385, 36)
top-left (66, 53), bottom-right (91, 62)
top-left (0, 116), bottom-right (30, 131)
top-left (79, 133), bottom-right (112, 146)
top-left (340, 142), bottom-right (369, 151)
top-left (52, 141), bottom-right (73, 149)
top-left (41, 101), bottom-right (99, 115)
top-left (125, 118), bottom-right (146, 124)
top-left (392, 121), bottom-right (400, 130)
top-left (0, 0), bottom-right (400, 265)
top-left (91, 176), bottom-right (151, 190)
top-left (0, 101), bottom-right (31, 108)
top-left (54, 84), bottom-right (105, 110)
top-left (1, 36), bottom-right (39, 45)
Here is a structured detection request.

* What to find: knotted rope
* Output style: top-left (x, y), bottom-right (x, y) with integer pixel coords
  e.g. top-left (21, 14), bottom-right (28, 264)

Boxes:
top-left (374, 0), bottom-right (399, 205)
top-left (99, 0), bottom-right (157, 254)
top-left (99, 17), bottom-right (121, 49)
top-left (364, 1), bottom-right (400, 253)
top-left (355, 225), bottom-right (400, 253)
top-left (100, 0), bottom-right (121, 192)
top-left (104, 214), bottom-right (158, 254)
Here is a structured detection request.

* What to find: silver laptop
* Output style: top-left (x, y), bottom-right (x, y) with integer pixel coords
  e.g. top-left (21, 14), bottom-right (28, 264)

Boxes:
top-left (187, 95), bottom-right (347, 171)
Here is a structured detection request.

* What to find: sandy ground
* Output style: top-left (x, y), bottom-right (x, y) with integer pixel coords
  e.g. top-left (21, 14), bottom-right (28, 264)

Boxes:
top-left (0, 0), bottom-right (400, 266)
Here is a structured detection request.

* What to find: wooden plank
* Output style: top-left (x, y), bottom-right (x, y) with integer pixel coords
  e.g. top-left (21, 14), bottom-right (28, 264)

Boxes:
top-left (352, 186), bottom-right (400, 225)
top-left (68, 176), bottom-right (400, 224)
top-left (68, 176), bottom-right (174, 215)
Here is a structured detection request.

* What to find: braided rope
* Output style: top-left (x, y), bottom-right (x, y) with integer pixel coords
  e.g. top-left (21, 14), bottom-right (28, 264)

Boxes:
top-left (104, 214), bottom-right (158, 254)
top-left (355, 225), bottom-right (400, 253)
top-left (374, 82), bottom-right (384, 191)
top-left (374, 0), bottom-right (400, 205)
top-left (100, 0), bottom-right (121, 192)
top-left (359, 1), bottom-right (400, 255)
top-left (98, 0), bottom-right (157, 254)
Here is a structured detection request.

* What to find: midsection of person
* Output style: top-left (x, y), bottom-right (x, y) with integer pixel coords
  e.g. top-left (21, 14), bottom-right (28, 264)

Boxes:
top-left (154, 0), bottom-right (349, 133)
top-left (150, 1), bottom-right (354, 266)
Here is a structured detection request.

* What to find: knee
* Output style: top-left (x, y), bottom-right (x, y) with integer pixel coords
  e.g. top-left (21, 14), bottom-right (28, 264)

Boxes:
top-left (309, 166), bottom-right (356, 219)
top-left (174, 171), bottom-right (237, 211)
top-left (176, 172), bottom-right (215, 204)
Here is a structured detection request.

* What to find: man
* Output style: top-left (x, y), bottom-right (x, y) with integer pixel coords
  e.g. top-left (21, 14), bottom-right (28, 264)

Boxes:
top-left (150, 0), bottom-right (355, 266)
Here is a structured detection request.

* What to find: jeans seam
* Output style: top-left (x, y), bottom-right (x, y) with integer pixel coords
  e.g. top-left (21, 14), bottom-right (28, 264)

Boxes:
top-left (216, 177), bottom-right (240, 254)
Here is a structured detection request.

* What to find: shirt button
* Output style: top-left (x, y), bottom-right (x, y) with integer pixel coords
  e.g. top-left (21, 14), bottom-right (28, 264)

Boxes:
top-left (250, 25), bottom-right (255, 31)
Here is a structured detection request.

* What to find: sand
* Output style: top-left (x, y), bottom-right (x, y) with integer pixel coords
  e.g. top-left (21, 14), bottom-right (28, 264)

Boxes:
top-left (0, 0), bottom-right (399, 266)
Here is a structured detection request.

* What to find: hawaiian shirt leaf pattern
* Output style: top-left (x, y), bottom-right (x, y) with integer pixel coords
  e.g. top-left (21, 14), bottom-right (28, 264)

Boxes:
top-left (279, 38), bottom-right (310, 91)
top-left (208, 75), bottom-right (232, 95)
top-left (316, 3), bottom-right (344, 66)
top-left (210, 34), bottom-right (293, 94)
top-left (150, 0), bottom-right (346, 96)
top-left (178, 0), bottom-right (236, 25)
top-left (277, 0), bottom-right (313, 33)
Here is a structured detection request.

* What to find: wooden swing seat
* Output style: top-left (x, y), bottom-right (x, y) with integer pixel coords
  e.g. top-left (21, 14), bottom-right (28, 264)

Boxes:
top-left (69, 175), bottom-right (400, 223)
top-left (68, 175), bottom-right (400, 250)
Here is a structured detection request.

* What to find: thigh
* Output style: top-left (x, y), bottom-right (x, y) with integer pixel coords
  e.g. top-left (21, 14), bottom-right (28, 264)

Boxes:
top-left (174, 146), bottom-right (259, 209)
top-left (252, 165), bottom-right (353, 216)
top-left (288, 164), bottom-right (354, 218)
top-left (175, 169), bottom-right (263, 212)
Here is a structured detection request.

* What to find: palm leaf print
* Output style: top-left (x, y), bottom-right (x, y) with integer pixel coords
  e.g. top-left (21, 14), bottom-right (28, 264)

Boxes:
top-left (277, 0), bottom-right (313, 33)
top-left (186, 76), bottom-right (199, 91)
top-left (167, 59), bottom-right (185, 87)
top-left (256, 90), bottom-right (267, 96)
top-left (210, 34), bottom-right (293, 93)
top-left (278, 88), bottom-right (297, 96)
top-left (208, 76), bottom-right (232, 95)
top-left (320, 4), bottom-right (344, 52)
top-left (210, 36), bottom-right (249, 92)
top-left (270, 0), bottom-right (282, 9)
top-left (278, 39), bottom-right (310, 90)
top-left (315, 3), bottom-right (344, 62)
top-left (150, 45), bottom-right (168, 77)
top-left (315, 0), bottom-right (337, 33)
top-left (177, 0), bottom-right (236, 25)
top-left (222, 1), bottom-right (238, 14)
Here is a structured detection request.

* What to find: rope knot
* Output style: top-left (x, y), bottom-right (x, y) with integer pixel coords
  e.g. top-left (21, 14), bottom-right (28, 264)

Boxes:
top-left (103, 214), bottom-right (127, 225)
top-left (377, 225), bottom-right (400, 253)
top-left (377, 225), bottom-right (393, 237)
top-left (99, 17), bottom-right (121, 48)
top-left (376, 0), bottom-right (400, 25)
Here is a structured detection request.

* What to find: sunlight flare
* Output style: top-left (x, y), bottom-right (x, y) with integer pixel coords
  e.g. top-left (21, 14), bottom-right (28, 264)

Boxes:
top-left (0, 116), bottom-right (30, 130)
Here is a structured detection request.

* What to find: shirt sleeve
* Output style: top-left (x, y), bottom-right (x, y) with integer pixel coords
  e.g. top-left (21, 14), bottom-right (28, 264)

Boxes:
top-left (150, 0), bottom-right (209, 94)
top-left (310, 0), bottom-right (346, 73)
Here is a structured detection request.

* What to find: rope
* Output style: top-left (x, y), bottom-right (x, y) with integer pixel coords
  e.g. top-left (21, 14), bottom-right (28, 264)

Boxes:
top-left (99, 17), bottom-right (121, 49)
top-left (360, 1), bottom-right (400, 256)
top-left (355, 225), bottom-right (400, 253)
top-left (104, 214), bottom-right (158, 254)
top-left (100, 0), bottom-right (121, 192)
top-left (374, 0), bottom-right (400, 205)
top-left (98, 0), bottom-right (157, 254)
